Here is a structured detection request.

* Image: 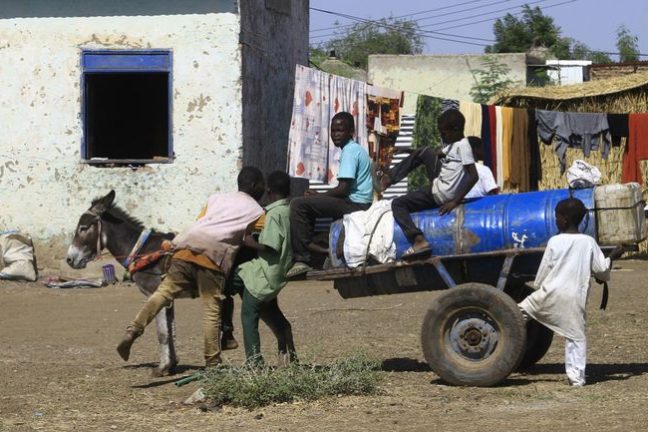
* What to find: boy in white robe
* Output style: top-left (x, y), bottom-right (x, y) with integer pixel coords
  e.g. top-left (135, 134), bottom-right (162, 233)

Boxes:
top-left (518, 198), bottom-right (623, 386)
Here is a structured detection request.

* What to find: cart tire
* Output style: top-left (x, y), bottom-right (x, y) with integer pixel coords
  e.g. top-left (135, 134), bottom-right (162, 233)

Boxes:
top-left (421, 283), bottom-right (526, 387)
top-left (517, 320), bottom-right (554, 370)
top-left (511, 286), bottom-right (554, 370)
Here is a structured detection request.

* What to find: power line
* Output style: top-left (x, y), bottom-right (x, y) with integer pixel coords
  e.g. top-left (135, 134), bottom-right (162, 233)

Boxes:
top-left (587, 51), bottom-right (648, 58)
top-left (310, 1), bottom-right (557, 44)
top-left (309, 1), bottom-right (648, 58)
top-left (310, 8), bottom-right (494, 45)
top-left (309, 7), bottom-right (491, 47)
top-left (419, 0), bottom-right (550, 29)
top-left (412, 0), bottom-right (520, 24)
top-left (422, 1), bottom-right (648, 57)
top-left (310, 0), bottom-right (497, 33)
top-left (310, 0), bottom-right (550, 39)
top-left (430, 0), bottom-right (575, 31)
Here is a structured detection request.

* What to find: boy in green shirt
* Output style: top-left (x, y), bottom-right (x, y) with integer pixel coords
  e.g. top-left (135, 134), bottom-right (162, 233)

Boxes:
top-left (228, 171), bottom-right (297, 365)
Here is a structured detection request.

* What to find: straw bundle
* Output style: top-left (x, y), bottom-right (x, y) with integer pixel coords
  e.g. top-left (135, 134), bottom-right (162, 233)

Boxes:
top-left (537, 140), bottom-right (626, 190)
top-left (493, 72), bottom-right (648, 106)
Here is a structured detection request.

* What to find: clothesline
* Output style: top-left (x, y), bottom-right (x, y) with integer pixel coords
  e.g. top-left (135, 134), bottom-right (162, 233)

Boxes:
top-left (392, 85), bottom-right (647, 115)
top-left (286, 65), bottom-right (648, 191)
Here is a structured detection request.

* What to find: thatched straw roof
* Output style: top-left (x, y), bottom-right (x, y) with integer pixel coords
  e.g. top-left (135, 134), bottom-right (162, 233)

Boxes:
top-left (492, 72), bottom-right (648, 105)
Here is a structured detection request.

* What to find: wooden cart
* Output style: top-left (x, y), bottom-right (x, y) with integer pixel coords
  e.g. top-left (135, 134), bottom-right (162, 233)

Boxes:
top-left (307, 247), bottom-right (556, 387)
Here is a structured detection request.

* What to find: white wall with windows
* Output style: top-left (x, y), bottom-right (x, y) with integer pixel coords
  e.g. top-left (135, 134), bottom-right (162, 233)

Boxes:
top-left (0, 3), bottom-right (243, 263)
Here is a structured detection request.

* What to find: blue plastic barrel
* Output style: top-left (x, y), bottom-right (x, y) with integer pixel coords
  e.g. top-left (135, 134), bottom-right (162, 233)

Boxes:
top-left (329, 188), bottom-right (596, 266)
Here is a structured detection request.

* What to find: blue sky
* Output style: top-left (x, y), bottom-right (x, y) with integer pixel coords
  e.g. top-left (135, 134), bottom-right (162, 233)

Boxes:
top-left (310, 0), bottom-right (648, 60)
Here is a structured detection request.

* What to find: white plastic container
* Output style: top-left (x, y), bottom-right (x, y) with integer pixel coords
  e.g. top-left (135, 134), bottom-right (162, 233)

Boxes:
top-left (594, 183), bottom-right (646, 245)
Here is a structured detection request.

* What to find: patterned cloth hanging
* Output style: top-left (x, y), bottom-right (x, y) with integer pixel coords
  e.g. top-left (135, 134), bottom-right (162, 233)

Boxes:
top-left (287, 65), bottom-right (367, 183)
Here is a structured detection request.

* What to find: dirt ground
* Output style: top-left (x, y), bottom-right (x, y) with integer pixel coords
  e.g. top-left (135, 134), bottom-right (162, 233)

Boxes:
top-left (2, 259), bottom-right (648, 432)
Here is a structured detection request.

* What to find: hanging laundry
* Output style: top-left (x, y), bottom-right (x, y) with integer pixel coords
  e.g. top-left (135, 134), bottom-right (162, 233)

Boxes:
top-left (327, 73), bottom-right (368, 183)
top-left (536, 110), bottom-right (611, 173)
top-left (607, 113), bottom-right (629, 147)
top-left (366, 85), bottom-right (402, 135)
top-left (480, 104), bottom-right (493, 170)
top-left (459, 101), bottom-right (482, 138)
top-left (287, 65), bottom-right (367, 183)
top-left (528, 109), bottom-right (542, 191)
top-left (495, 106), bottom-right (504, 186)
top-left (509, 108), bottom-right (531, 192)
top-left (496, 106), bottom-right (514, 187)
top-left (287, 65), bottom-right (328, 182)
top-left (366, 85), bottom-right (403, 170)
top-left (622, 113), bottom-right (648, 185)
top-left (488, 104), bottom-right (497, 180)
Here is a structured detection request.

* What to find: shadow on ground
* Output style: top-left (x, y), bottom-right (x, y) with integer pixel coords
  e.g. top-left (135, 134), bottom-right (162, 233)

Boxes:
top-left (521, 362), bottom-right (648, 384)
top-left (381, 357), bottom-right (430, 372)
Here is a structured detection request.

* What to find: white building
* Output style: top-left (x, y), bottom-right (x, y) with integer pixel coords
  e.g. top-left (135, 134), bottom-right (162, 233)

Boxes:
top-left (0, 0), bottom-right (308, 264)
top-left (546, 60), bottom-right (592, 85)
top-left (368, 53), bottom-right (528, 114)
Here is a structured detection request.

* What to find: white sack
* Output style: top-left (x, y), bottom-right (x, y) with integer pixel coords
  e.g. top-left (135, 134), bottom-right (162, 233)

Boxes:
top-left (0, 232), bottom-right (38, 281)
top-left (343, 200), bottom-right (396, 268)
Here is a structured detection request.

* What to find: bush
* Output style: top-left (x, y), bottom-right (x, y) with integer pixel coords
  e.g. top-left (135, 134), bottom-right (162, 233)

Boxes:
top-left (201, 352), bottom-right (381, 409)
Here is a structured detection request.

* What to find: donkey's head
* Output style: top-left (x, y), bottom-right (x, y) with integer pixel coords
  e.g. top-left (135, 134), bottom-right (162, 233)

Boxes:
top-left (66, 190), bottom-right (115, 269)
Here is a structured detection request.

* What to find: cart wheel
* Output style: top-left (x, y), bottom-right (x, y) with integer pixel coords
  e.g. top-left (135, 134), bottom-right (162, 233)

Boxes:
top-left (517, 320), bottom-right (554, 370)
top-left (511, 285), bottom-right (554, 370)
top-left (421, 283), bottom-right (526, 387)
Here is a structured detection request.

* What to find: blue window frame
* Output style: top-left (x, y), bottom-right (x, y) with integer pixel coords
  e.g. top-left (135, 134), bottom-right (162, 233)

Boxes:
top-left (81, 50), bottom-right (173, 164)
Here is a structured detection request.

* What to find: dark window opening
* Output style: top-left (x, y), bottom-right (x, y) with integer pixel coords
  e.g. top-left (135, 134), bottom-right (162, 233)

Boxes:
top-left (81, 50), bottom-right (173, 165)
top-left (85, 73), bottom-right (169, 161)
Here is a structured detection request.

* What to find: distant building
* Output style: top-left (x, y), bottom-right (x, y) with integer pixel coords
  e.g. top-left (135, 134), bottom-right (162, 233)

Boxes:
top-left (368, 53), bottom-right (528, 114)
top-left (546, 60), bottom-right (592, 85)
top-left (317, 51), bottom-right (368, 81)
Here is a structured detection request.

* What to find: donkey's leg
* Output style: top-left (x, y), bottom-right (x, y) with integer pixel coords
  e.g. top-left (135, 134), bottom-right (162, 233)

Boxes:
top-left (152, 303), bottom-right (178, 377)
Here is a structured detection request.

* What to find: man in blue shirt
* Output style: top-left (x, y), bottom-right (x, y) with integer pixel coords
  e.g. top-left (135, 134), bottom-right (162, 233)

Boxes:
top-left (288, 112), bottom-right (373, 277)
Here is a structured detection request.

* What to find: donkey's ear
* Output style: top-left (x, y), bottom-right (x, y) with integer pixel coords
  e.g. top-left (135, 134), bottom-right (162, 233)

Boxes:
top-left (91, 190), bottom-right (116, 215)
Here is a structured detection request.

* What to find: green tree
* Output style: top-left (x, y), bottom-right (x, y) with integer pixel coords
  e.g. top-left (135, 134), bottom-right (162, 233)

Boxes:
top-left (409, 96), bottom-right (441, 191)
top-left (309, 46), bottom-right (329, 66)
top-left (616, 25), bottom-right (640, 63)
top-left (486, 4), bottom-right (571, 58)
top-left (570, 41), bottom-right (612, 63)
top-left (469, 56), bottom-right (518, 104)
top-left (312, 17), bottom-right (424, 70)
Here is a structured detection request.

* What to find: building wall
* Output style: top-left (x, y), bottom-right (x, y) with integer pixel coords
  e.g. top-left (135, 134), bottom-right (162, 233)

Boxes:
top-left (0, 1), bottom-right (242, 264)
top-left (368, 53), bottom-right (528, 114)
top-left (239, 0), bottom-right (309, 173)
top-left (546, 60), bottom-right (591, 85)
top-left (0, 0), bottom-right (237, 18)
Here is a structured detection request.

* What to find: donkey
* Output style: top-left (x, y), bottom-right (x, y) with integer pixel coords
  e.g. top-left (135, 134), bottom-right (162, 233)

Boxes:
top-left (66, 190), bottom-right (181, 377)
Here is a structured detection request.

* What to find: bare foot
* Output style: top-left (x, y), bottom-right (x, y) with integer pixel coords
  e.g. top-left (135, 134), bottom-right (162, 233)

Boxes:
top-left (411, 236), bottom-right (430, 252)
top-left (402, 236), bottom-right (432, 260)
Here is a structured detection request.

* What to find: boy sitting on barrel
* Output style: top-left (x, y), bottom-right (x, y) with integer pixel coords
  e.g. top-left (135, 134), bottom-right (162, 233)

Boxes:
top-left (379, 109), bottom-right (478, 259)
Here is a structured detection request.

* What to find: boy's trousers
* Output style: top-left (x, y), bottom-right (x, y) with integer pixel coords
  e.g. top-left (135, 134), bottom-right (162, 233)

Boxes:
top-left (228, 270), bottom-right (295, 363)
top-left (128, 258), bottom-right (226, 367)
top-left (389, 147), bottom-right (442, 243)
top-left (565, 338), bottom-right (587, 386)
